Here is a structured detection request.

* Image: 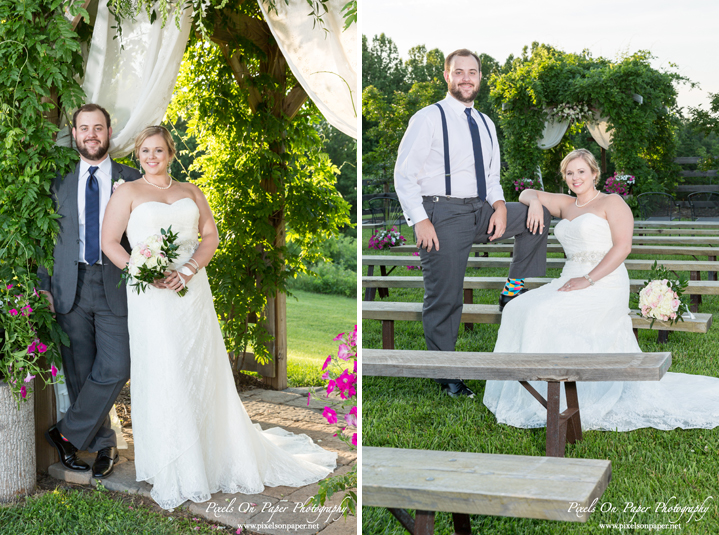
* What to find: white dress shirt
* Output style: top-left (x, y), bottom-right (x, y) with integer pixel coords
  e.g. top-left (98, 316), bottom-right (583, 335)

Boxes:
top-left (394, 93), bottom-right (504, 226)
top-left (77, 156), bottom-right (113, 264)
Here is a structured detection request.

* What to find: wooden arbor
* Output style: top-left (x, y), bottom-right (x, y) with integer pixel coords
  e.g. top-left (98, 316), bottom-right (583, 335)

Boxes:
top-left (210, 10), bottom-right (313, 391)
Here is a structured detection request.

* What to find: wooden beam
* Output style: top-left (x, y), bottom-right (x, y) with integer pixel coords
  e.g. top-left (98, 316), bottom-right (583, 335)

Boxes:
top-left (283, 85), bottom-right (308, 120)
top-left (210, 11), bottom-right (271, 55)
top-left (220, 44), bottom-right (261, 113)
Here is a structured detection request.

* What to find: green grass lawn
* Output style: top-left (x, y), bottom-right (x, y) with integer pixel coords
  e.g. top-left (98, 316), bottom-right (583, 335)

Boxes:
top-left (361, 226), bottom-right (719, 534)
top-left (286, 289), bottom-right (357, 386)
top-left (0, 485), bottom-right (235, 534)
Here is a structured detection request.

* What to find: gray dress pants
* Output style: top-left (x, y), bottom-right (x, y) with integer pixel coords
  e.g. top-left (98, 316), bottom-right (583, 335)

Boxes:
top-left (418, 197), bottom-right (550, 384)
top-left (55, 264), bottom-right (131, 451)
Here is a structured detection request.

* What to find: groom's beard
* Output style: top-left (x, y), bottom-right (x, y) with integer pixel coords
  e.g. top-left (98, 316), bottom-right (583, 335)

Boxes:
top-left (76, 137), bottom-right (110, 161)
top-left (448, 81), bottom-right (480, 104)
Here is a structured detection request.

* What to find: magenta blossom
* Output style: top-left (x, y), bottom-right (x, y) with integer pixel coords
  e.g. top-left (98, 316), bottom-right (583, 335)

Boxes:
top-left (51, 364), bottom-right (58, 377)
top-left (322, 407), bottom-right (338, 425)
top-left (6, 284), bottom-right (13, 290)
top-left (37, 342), bottom-right (47, 353)
top-left (349, 325), bottom-right (357, 346)
top-left (351, 433), bottom-right (357, 447)
top-left (306, 392), bottom-right (311, 406)
top-left (337, 344), bottom-right (351, 361)
top-left (322, 355), bottom-right (332, 371)
top-left (9, 309), bottom-right (18, 316)
top-left (326, 379), bottom-right (336, 396)
top-left (353, 360), bottom-right (357, 373)
top-left (24, 372), bottom-right (35, 383)
top-left (20, 386), bottom-right (27, 399)
top-left (333, 332), bottom-right (344, 341)
top-left (336, 369), bottom-right (357, 390)
top-left (321, 372), bottom-right (330, 380)
top-left (344, 406), bottom-right (357, 427)
top-left (21, 305), bottom-right (32, 316)
top-left (27, 341), bottom-right (37, 355)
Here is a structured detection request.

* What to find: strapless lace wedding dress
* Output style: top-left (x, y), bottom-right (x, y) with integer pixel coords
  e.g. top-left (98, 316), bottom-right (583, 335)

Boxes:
top-left (483, 212), bottom-right (719, 431)
top-left (126, 198), bottom-right (337, 510)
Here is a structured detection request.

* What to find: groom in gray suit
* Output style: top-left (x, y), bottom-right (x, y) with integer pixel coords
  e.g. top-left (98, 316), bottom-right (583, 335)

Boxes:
top-left (38, 103), bottom-right (141, 478)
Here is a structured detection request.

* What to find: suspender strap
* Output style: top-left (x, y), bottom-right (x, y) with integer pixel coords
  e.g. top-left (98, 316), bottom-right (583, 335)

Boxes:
top-left (434, 103), bottom-right (451, 195)
top-left (477, 111), bottom-right (494, 152)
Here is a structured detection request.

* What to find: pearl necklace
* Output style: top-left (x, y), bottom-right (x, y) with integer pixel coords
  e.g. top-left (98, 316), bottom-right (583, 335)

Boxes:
top-left (575, 189), bottom-right (600, 208)
top-left (142, 174), bottom-right (172, 190)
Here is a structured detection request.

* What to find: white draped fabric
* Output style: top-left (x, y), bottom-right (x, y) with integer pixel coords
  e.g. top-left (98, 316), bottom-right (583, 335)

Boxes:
top-left (537, 116), bottom-right (570, 149)
top-left (258, 0), bottom-right (357, 138)
top-left (57, 0), bottom-right (192, 157)
top-left (537, 109), bottom-right (613, 150)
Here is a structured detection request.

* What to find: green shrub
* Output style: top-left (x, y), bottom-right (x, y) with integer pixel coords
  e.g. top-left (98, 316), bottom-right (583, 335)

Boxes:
top-left (288, 262), bottom-right (356, 298)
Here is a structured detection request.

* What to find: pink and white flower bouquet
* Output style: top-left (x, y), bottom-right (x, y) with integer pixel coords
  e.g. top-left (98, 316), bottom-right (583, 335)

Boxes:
top-left (604, 172), bottom-right (635, 196)
top-left (637, 262), bottom-right (689, 327)
top-left (122, 226), bottom-right (188, 296)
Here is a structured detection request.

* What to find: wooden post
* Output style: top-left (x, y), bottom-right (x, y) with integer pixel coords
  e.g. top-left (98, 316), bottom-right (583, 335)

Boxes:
top-left (34, 364), bottom-right (58, 472)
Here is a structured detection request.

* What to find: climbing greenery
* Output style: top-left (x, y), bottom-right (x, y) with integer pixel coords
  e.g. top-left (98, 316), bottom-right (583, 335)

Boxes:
top-left (167, 38), bottom-right (350, 364)
top-left (490, 43), bottom-right (688, 193)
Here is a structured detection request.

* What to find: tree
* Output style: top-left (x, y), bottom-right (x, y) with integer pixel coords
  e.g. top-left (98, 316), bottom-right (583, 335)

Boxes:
top-left (361, 33), bottom-right (410, 96)
top-left (405, 45), bottom-right (444, 84)
top-left (318, 120), bottom-right (357, 230)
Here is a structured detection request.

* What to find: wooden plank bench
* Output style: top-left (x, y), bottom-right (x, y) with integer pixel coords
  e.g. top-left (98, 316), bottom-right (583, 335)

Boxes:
top-left (362, 301), bottom-right (712, 347)
top-left (363, 447), bottom-right (612, 532)
top-left (363, 349), bottom-right (671, 457)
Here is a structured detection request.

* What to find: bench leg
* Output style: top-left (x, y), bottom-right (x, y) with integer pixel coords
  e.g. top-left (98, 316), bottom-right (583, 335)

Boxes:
top-left (382, 320), bottom-right (395, 350)
top-left (633, 328), bottom-right (639, 342)
top-left (545, 381), bottom-right (566, 457)
top-left (690, 271), bottom-right (701, 313)
top-left (452, 513), bottom-right (472, 535)
top-left (388, 508), bottom-right (417, 534)
top-left (378, 265), bottom-right (390, 299)
top-left (564, 382), bottom-right (582, 445)
top-left (709, 256), bottom-right (716, 281)
top-left (657, 330), bottom-right (669, 344)
top-left (463, 289), bottom-right (473, 332)
top-left (414, 511), bottom-right (435, 535)
top-left (364, 265), bottom-right (377, 301)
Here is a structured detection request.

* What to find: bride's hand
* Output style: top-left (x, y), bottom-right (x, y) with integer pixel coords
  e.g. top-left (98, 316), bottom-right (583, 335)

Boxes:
top-left (163, 270), bottom-right (193, 292)
top-left (558, 276), bottom-right (590, 292)
top-left (526, 199), bottom-right (545, 235)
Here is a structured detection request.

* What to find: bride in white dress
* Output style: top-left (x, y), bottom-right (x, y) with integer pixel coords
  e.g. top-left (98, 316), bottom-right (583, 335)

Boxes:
top-left (483, 149), bottom-right (719, 431)
top-left (101, 126), bottom-right (336, 510)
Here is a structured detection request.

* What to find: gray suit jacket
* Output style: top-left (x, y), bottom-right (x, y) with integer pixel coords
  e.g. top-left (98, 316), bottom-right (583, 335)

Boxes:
top-left (38, 160), bottom-right (142, 316)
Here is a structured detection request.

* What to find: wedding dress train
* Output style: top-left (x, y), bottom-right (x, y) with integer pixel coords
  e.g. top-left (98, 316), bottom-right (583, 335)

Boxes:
top-left (483, 212), bottom-right (719, 431)
top-left (126, 197), bottom-right (337, 510)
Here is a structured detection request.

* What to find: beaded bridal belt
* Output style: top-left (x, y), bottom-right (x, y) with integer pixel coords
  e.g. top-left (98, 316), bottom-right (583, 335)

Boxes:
top-left (566, 250), bottom-right (609, 264)
top-left (175, 239), bottom-right (200, 257)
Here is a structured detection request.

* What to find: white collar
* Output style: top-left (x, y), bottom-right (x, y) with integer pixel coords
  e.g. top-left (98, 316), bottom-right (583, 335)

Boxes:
top-left (443, 93), bottom-right (476, 118)
top-left (79, 155), bottom-right (112, 178)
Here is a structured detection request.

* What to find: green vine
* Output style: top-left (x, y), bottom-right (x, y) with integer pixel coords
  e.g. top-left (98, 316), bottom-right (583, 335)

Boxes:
top-left (0, 0), bottom-right (87, 393)
top-left (490, 43), bottom-right (689, 194)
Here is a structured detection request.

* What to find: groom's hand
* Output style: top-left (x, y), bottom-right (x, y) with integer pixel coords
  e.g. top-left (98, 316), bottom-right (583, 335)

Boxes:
top-left (39, 290), bottom-right (55, 314)
top-left (488, 201), bottom-right (507, 241)
top-left (415, 219), bottom-right (439, 252)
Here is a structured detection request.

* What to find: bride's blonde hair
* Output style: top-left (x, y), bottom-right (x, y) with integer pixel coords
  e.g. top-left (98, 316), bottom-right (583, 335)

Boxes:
top-left (134, 125), bottom-right (176, 163)
top-left (560, 148), bottom-right (600, 186)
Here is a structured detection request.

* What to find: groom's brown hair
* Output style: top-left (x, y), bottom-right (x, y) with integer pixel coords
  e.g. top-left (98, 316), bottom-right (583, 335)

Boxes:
top-left (444, 49), bottom-right (482, 72)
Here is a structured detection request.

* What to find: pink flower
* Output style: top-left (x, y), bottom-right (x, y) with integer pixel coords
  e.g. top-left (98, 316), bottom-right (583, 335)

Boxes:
top-left (237, 528), bottom-right (243, 534)
top-left (322, 407), bottom-right (338, 425)
top-left (142, 248), bottom-right (152, 258)
top-left (37, 342), bottom-right (47, 353)
top-left (306, 392), bottom-right (311, 406)
top-left (337, 344), bottom-right (350, 361)
top-left (353, 360), bottom-right (357, 373)
top-left (51, 364), bottom-right (58, 377)
top-left (332, 331), bottom-right (344, 341)
top-left (350, 325), bottom-right (357, 345)
top-left (326, 379), bottom-right (336, 396)
top-left (672, 299), bottom-right (680, 310)
top-left (20, 386), bottom-right (27, 398)
top-left (27, 341), bottom-right (37, 354)
top-left (336, 369), bottom-right (357, 391)
top-left (24, 372), bottom-right (35, 383)
top-left (321, 372), bottom-right (329, 380)
top-left (322, 355), bottom-right (332, 371)
top-left (9, 309), bottom-right (18, 316)
top-left (6, 284), bottom-right (13, 290)
top-left (351, 433), bottom-right (357, 446)
top-left (21, 305), bottom-right (32, 316)
top-left (344, 405), bottom-right (357, 427)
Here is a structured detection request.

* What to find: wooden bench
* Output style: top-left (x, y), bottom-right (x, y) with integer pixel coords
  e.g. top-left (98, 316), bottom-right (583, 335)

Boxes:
top-left (363, 447), bottom-right (612, 532)
top-left (362, 301), bottom-right (712, 347)
top-left (363, 349), bottom-right (671, 457)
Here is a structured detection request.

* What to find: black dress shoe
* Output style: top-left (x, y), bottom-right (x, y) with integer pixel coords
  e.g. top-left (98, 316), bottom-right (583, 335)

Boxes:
top-left (442, 381), bottom-right (475, 398)
top-left (45, 426), bottom-right (90, 471)
top-left (92, 447), bottom-right (119, 478)
top-left (498, 288), bottom-right (528, 312)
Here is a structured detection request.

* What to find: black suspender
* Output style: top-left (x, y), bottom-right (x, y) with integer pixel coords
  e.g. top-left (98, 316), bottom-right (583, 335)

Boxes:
top-left (434, 103), bottom-right (452, 195)
top-left (434, 102), bottom-right (493, 197)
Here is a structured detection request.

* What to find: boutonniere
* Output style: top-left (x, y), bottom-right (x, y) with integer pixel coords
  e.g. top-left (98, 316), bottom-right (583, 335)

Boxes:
top-left (112, 177), bottom-right (125, 193)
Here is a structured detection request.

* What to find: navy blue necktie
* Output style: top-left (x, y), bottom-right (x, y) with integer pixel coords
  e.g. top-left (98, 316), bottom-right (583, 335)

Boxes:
top-left (85, 166), bottom-right (100, 265)
top-left (465, 108), bottom-right (487, 201)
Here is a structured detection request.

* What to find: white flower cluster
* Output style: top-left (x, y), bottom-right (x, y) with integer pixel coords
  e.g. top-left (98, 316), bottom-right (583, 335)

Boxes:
top-left (549, 102), bottom-right (594, 124)
top-left (614, 174), bottom-right (636, 184)
top-left (127, 234), bottom-right (168, 278)
top-left (638, 279), bottom-right (680, 322)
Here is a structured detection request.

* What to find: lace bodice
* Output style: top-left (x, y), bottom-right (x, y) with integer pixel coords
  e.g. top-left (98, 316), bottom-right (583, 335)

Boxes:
top-left (126, 197), bottom-right (200, 267)
top-left (554, 212), bottom-right (612, 264)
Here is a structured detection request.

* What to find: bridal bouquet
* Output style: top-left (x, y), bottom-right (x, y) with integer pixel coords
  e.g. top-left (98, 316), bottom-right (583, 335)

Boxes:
top-left (637, 262), bottom-right (689, 327)
top-left (122, 226), bottom-right (188, 296)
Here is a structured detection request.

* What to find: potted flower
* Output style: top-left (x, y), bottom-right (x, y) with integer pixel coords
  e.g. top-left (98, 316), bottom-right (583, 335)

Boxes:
top-left (513, 178), bottom-right (535, 192)
top-left (0, 272), bottom-right (67, 501)
top-left (603, 171), bottom-right (636, 197)
top-left (368, 226), bottom-right (406, 250)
